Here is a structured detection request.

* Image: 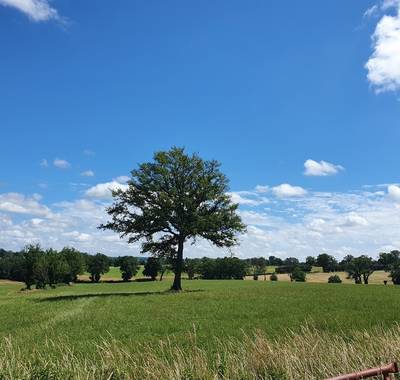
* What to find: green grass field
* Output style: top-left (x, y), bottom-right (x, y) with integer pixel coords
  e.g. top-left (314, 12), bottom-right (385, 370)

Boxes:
top-left (1, 278), bottom-right (400, 378)
top-left (1, 279), bottom-right (400, 352)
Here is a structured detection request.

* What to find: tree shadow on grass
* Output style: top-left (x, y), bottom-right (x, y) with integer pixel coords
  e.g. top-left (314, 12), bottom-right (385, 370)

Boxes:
top-left (37, 289), bottom-right (205, 302)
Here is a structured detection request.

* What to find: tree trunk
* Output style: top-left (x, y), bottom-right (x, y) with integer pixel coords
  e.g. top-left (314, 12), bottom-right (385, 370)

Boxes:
top-left (171, 237), bottom-right (184, 291)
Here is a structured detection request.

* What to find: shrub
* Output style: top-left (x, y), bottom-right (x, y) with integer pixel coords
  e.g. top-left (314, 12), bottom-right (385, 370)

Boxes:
top-left (290, 267), bottom-right (306, 282)
top-left (270, 273), bottom-right (278, 281)
top-left (328, 275), bottom-right (342, 284)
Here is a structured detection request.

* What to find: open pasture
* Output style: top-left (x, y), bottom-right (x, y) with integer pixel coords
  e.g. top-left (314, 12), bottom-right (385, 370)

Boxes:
top-left (1, 278), bottom-right (400, 378)
top-left (1, 279), bottom-right (399, 352)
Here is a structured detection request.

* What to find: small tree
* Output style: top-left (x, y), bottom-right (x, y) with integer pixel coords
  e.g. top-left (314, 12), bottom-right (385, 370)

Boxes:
top-left (143, 257), bottom-right (161, 281)
top-left (290, 267), bottom-right (306, 282)
top-left (46, 249), bottom-right (69, 287)
top-left (346, 256), bottom-right (374, 284)
top-left (119, 256), bottom-right (139, 282)
top-left (328, 274), bottom-right (342, 283)
top-left (87, 253), bottom-right (109, 283)
top-left (61, 247), bottom-right (86, 283)
top-left (100, 147), bottom-right (246, 291)
top-left (22, 244), bottom-right (43, 290)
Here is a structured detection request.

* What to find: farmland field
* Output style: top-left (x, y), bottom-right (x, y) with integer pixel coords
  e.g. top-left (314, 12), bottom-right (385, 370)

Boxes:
top-left (1, 278), bottom-right (400, 379)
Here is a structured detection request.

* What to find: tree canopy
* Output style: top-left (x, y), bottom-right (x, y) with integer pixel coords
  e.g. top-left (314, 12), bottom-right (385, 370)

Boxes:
top-left (100, 147), bottom-right (246, 290)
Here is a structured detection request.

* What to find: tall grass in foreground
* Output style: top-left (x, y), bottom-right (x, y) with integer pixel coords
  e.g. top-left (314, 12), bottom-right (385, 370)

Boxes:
top-left (1, 325), bottom-right (400, 380)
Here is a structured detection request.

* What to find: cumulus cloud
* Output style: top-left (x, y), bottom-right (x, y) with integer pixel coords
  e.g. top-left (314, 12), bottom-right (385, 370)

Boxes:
top-left (341, 212), bottom-right (369, 227)
top-left (0, 193), bottom-right (51, 217)
top-left (53, 158), bottom-right (71, 169)
top-left (366, 0), bottom-right (400, 92)
top-left (0, 0), bottom-right (59, 22)
top-left (304, 159), bottom-right (344, 176)
top-left (1, 182), bottom-right (400, 259)
top-left (388, 184), bottom-right (400, 201)
top-left (85, 181), bottom-right (128, 199)
top-left (81, 170), bottom-right (95, 177)
top-left (272, 184), bottom-right (307, 198)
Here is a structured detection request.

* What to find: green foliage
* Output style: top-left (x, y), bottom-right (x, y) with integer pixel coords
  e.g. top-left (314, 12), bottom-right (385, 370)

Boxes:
top-left (249, 257), bottom-right (267, 277)
top-left (290, 267), bottom-right (306, 282)
top-left (346, 256), bottom-right (374, 284)
top-left (100, 147), bottom-right (246, 291)
top-left (61, 247), bottom-right (86, 283)
top-left (184, 258), bottom-right (200, 280)
top-left (119, 256), bottom-right (139, 282)
top-left (390, 263), bottom-right (400, 285)
top-left (22, 244), bottom-right (43, 290)
top-left (143, 257), bottom-right (161, 281)
top-left (378, 250), bottom-right (400, 270)
top-left (46, 249), bottom-right (69, 287)
top-left (198, 257), bottom-right (247, 279)
top-left (270, 273), bottom-right (278, 281)
top-left (328, 275), bottom-right (342, 284)
top-left (87, 253), bottom-right (110, 283)
top-left (316, 253), bottom-right (338, 273)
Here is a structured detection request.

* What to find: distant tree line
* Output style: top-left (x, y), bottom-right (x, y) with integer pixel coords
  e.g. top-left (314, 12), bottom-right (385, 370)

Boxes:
top-left (2, 246), bottom-right (400, 288)
top-left (0, 245), bottom-right (145, 289)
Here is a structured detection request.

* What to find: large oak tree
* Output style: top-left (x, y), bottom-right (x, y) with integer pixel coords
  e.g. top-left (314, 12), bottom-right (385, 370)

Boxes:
top-left (99, 147), bottom-right (246, 291)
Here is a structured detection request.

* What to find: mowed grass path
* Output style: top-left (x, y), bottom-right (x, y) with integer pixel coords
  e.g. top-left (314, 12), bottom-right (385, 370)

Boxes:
top-left (1, 280), bottom-right (400, 356)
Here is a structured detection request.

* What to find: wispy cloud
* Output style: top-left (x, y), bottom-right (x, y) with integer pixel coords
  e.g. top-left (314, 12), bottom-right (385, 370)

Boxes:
top-left (81, 170), bottom-right (95, 177)
top-left (304, 159), bottom-right (344, 176)
top-left (53, 158), bottom-right (70, 169)
top-left (83, 149), bottom-right (96, 157)
top-left (0, 0), bottom-right (59, 22)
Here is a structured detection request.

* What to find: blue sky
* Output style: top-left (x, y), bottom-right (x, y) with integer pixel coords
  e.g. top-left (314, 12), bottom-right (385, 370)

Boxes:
top-left (1, 0), bottom-right (400, 258)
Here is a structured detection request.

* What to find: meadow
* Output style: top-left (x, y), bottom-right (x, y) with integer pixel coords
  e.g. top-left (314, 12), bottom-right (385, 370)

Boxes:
top-left (1, 277), bottom-right (400, 379)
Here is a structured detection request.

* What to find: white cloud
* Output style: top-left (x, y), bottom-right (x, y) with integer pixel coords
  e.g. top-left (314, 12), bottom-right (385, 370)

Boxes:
top-left (341, 212), bottom-right (369, 227)
top-left (366, 1), bottom-right (400, 92)
top-left (0, 193), bottom-right (51, 217)
top-left (272, 184), bottom-right (307, 198)
top-left (85, 181), bottom-right (128, 199)
top-left (228, 192), bottom-right (269, 206)
top-left (388, 184), bottom-right (400, 201)
top-left (255, 185), bottom-right (269, 193)
top-left (304, 159), bottom-right (344, 176)
top-left (364, 4), bottom-right (380, 18)
top-left (1, 182), bottom-right (400, 259)
top-left (40, 159), bottom-right (48, 168)
top-left (81, 170), bottom-right (95, 177)
top-left (53, 158), bottom-right (71, 169)
top-left (0, 0), bottom-right (59, 22)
